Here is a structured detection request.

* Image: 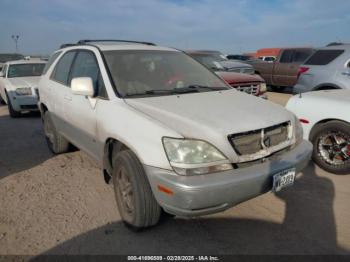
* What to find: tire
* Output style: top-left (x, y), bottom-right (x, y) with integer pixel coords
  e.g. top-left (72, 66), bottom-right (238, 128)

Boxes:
top-left (0, 94), bottom-right (5, 105)
top-left (112, 150), bottom-right (161, 230)
top-left (43, 111), bottom-right (70, 154)
top-left (310, 121), bottom-right (350, 175)
top-left (6, 93), bottom-right (21, 118)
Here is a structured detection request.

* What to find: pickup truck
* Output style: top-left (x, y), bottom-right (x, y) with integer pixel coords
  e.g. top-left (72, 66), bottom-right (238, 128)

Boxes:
top-left (252, 48), bottom-right (314, 88)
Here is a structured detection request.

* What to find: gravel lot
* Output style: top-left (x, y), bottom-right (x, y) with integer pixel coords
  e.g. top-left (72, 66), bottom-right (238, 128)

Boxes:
top-left (0, 92), bottom-right (349, 256)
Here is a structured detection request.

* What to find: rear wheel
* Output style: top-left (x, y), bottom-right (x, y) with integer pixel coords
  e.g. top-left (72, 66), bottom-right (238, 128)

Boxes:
top-left (112, 150), bottom-right (161, 230)
top-left (43, 111), bottom-right (70, 154)
top-left (6, 93), bottom-right (21, 118)
top-left (310, 121), bottom-right (350, 174)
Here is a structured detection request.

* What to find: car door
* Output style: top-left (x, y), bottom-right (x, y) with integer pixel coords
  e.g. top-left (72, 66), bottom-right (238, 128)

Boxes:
top-left (49, 50), bottom-right (77, 135)
top-left (272, 49), bottom-right (294, 86)
top-left (63, 50), bottom-right (106, 159)
top-left (0, 64), bottom-right (8, 100)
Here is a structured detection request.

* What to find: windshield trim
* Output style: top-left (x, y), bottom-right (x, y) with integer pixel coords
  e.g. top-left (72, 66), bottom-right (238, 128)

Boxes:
top-left (103, 49), bottom-right (230, 99)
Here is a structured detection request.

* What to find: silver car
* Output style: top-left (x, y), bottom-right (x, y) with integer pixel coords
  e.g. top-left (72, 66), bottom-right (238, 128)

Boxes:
top-left (294, 44), bottom-right (350, 93)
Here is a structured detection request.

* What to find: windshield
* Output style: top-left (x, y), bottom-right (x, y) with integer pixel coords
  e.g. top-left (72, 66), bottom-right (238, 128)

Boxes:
top-left (8, 63), bottom-right (46, 78)
top-left (103, 50), bottom-right (229, 97)
top-left (0, 54), bottom-right (24, 63)
top-left (190, 54), bottom-right (228, 71)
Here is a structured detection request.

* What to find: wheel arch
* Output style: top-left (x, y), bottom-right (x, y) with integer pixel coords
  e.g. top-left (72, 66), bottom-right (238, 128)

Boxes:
top-left (103, 137), bottom-right (137, 184)
top-left (309, 118), bottom-right (350, 140)
top-left (313, 83), bottom-right (341, 91)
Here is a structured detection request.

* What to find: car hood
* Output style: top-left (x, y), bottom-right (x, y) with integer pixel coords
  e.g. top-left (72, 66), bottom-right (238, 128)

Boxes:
top-left (216, 71), bottom-right (264, 84)
top-left (125, 89), bottom-right (292, 142)
top-left (220, 60), bottom-right (252, 69)
top-left (7, 77), bottom-right (41, 89)
top-left (302, 89), bottom-right (350, 102)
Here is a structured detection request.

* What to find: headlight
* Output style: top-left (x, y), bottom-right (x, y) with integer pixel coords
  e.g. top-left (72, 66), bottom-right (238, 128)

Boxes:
top-left (15, 87), bottom-right (32, 96)
top-left (259, 83), bottom-right (267, 93)
top-left (294, 115), bottom-right (303, 145)
top-left (162, 137), bottom-right (233, 176)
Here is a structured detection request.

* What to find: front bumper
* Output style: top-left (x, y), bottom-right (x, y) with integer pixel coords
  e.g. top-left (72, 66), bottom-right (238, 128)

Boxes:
top-left (7, 90), bottom-right (39, 112)
top-left (144, 140), bottom-right (312, 217)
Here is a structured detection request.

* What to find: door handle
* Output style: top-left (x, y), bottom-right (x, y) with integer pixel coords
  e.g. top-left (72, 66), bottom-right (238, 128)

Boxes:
top-left (64, 95), bottom-right (72, 101)
top-left (341, 72), bottom-right (350, 76)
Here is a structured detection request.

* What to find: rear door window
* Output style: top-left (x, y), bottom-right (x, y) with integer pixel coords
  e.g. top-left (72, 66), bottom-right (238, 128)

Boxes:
top-left (51, 51), bottom-right (76, 86)
top-left (293, 50), bottom-right (313, 63)
top-left (279, 50), bottom-right (294, 63)
top-left (304, 50), bottom-right (344, 65)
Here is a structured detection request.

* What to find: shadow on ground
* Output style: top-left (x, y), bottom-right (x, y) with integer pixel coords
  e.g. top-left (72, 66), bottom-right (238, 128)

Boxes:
top-left (0, 107), bottom-right (52, 179)
top-left (38, 164), bottom-right (349, 255)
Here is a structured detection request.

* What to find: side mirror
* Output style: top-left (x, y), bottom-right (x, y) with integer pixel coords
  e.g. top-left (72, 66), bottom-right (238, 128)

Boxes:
top-left (0, 72), bottom-right (4, 77)
top-left (71, 77), bottom-right (94, 97)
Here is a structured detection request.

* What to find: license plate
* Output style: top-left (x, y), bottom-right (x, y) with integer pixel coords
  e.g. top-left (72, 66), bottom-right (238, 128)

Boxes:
top-left (273, 168), bottom-right (296, 192)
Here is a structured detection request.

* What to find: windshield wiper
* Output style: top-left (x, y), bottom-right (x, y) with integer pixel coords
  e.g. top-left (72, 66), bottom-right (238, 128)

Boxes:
top-left (123, 85), bottom-right (226, 98)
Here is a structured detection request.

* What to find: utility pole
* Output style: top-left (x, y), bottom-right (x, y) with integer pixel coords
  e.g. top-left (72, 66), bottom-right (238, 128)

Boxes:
top-left (11, 35), bottom-right (19, 53)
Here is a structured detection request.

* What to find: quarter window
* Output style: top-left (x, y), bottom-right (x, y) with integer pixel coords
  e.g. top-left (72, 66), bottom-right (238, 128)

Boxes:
top-left (279, 50), bottom-right (294, 63)
top-left (51, 51), bottom-right (76, 85)
top-left (305, 50), bottom-right (344, 66)
top-left (69, 51), bottom-right (107, 98)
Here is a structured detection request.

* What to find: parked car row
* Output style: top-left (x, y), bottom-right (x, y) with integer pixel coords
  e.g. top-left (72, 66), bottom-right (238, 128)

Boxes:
top-left (247, 44), bottom-right (350, 94)
top-left (0, 39), bottom-right (348, 231)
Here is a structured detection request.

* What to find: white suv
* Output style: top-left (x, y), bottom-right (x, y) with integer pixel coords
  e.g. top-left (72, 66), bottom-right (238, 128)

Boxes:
top-left (38, 40), bottom-right (312, 229)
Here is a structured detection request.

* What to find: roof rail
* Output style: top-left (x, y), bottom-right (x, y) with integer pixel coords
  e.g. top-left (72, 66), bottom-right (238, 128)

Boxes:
top-left (60, 43), bottom-right (77, 49)
top-left (77, 39), bottom-right (156, 46)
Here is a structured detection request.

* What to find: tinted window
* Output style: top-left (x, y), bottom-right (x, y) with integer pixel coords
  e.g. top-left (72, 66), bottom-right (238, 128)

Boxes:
top-left (69, 51), bottom-right (107, 97)
top-left (293, 50), bottom-right (313, 63)
top-left (42, 51), bottom-right (62, 75)
top-left (279, 50), bottom-right (294, 63)
top-left (305, 50), bottom-right (344, 65)
top-left (8, 63), bottom-right (45, 78)
top-left (51, 51), bottom-right (76, 85)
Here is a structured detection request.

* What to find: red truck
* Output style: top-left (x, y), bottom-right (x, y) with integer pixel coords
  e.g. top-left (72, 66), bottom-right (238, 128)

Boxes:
top-left (187, 51), bottom-right (267, 98)
top-left (252, 48), bottom-right (314, 89)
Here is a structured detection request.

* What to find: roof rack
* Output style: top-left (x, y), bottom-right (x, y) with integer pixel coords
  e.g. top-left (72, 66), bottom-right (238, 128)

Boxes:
top-left (77, 39), bottom-right (156, 46)
top-left (60, 43), bottom-right (77, 49)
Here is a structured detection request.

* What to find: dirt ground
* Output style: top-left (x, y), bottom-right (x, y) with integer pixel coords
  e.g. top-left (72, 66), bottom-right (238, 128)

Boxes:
top-left (0, 92), bottom-right (349, 256)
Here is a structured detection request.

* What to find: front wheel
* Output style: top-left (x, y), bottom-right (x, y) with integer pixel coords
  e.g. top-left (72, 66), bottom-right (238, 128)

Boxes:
top-left (311, 121), bottom-right (350, 174)
top-left (112, 150), bottom-right (161, 230)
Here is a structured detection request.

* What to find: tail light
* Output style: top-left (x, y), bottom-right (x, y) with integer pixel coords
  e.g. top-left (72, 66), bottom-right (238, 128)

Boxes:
top-left (297, 67), bottom-right (309, 79)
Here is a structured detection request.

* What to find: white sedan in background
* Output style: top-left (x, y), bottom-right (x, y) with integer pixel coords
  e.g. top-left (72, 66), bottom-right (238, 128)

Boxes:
top-left (286, 90), bottom-right (350, 174)
top-left (0, 60), bottom-right (46, 117)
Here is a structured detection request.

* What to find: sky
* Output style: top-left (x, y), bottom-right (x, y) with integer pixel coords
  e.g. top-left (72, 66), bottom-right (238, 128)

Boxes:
top-left (0, 0), bottom-right (349, 55)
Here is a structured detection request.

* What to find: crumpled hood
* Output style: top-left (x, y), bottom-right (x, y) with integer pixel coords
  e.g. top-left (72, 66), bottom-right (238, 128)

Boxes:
top-left (7, 77), bottom-right (41, 90)
top-left (125, 89), bottom-right (293, 142)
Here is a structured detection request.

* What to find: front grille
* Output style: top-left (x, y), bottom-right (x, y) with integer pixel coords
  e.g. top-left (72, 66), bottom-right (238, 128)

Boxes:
top-left (35, 88), bottom-right (40, 99)
top-left (228, 122), bottom-right (291, 156)
top-left (231, 83), bottom-right (260, 95)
